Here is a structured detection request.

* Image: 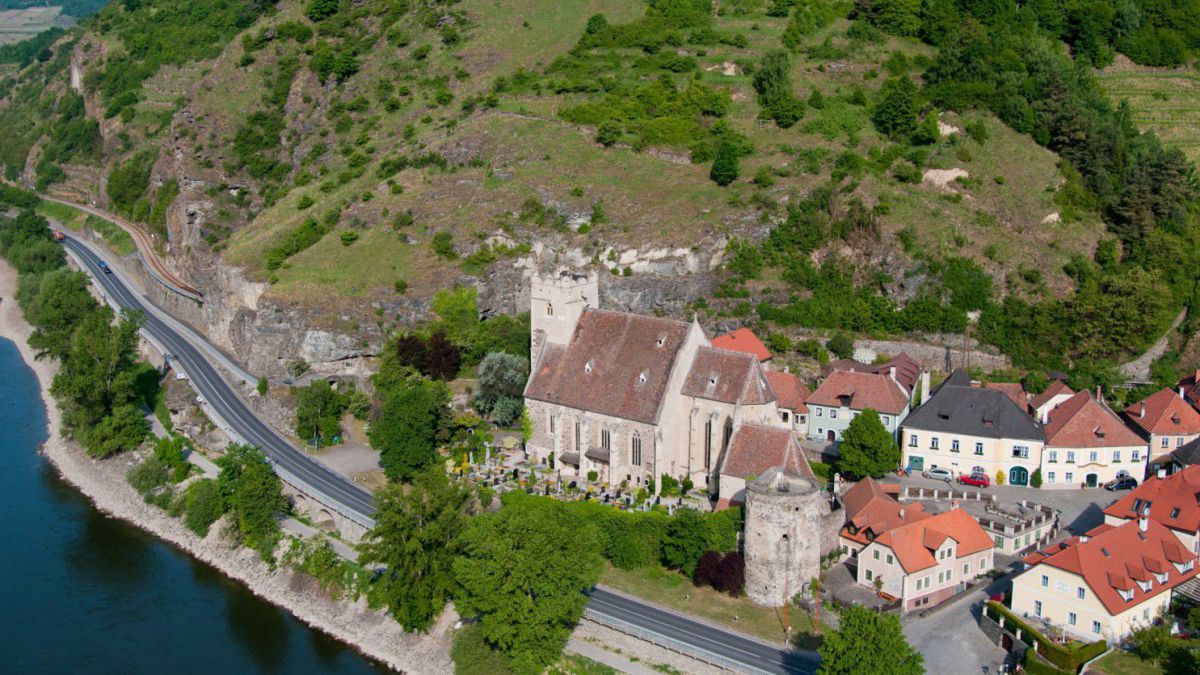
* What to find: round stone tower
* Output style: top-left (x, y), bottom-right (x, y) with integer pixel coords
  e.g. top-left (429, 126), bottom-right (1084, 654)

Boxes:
top-left (744, 468), bottom-right (831, 607)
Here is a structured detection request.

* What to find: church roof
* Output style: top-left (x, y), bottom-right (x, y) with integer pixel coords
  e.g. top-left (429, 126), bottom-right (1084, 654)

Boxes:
top-left (682, 346), bottom-right (774, 405)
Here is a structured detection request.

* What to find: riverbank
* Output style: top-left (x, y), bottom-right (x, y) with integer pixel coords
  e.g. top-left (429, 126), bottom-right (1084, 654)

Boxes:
top-left (0, 259), bottom-right (454, 674)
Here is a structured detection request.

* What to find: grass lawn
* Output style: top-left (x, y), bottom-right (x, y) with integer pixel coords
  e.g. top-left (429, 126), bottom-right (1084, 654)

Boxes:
top-left (38, 201), bottom-right (139, 257)
top-left (600, 564), bottom-right (828, 649)
top-left (1091, 649), bottom-right (1161, 675)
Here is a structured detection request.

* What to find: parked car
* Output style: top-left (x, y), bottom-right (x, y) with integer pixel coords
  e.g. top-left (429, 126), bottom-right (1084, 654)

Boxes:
top-left (923, 467), bottom-right (953, 482)
top-left (958, 473), bottom-right (991, 488)
top-left (98, 260), bottom-right (111, 274)
top-left (1104, 476), bottom-right (1138, 491)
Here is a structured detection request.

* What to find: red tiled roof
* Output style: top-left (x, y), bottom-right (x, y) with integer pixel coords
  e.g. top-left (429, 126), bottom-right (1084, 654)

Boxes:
top-left (682, 346), bottom-right (774, 405)
top-left (807, 370), bottom-right (910, 415)
top-left (822, 353), bottom-right (921, 394)
top-left (525, 308), bottom-right (692, 424)
top-left (719, 423), bottom-right (813, 480)
top-left (1103, 465), bottom-right (1200, 535)
top-left (874, 509), bottom-right (994, 574)
top-left (1044, 391), bottom-right (1146, 449)
top-left (984, 382), bottom-right (1028, 410)
top-left (764, 370), bottom-right (810, 413)
top-left (1027, 520), bottom-right (1198, 615)
top-left (711, 327), bottom-right (771, 363)
top-left (840, 478), bottom-right (930, 544)
top-left (1029, 380), bottom-right (1074, 414)
top-left (1124, 387), bottom-right (1200, 437)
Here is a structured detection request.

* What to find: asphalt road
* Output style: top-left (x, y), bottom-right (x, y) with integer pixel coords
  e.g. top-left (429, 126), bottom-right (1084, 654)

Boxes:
top-left (63, 232), bottom-right (820, 674)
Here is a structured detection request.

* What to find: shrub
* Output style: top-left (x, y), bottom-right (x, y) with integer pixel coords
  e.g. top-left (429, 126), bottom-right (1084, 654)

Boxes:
top-left (431, 231), bottom-right (457, 259)
top-left (710, 139), bottom-right (740, 186)
top-left (339, 231), bottom-right (359, 246)
top-left (184, 478), bottom-right (224, 537)
top-left (826, 332), bottom-right (854, 359)
top-left (712, 552), bottom-right (745, 595)
top-left (693, 550), bottom-right (721, 587)
top-left (1130, 622), bottom-right (1173, 663)
top-left (1030, 468), bottom-right (1043, 488)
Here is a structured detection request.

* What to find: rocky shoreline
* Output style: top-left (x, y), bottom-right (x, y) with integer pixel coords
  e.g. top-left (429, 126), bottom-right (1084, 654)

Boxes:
top-left (0, 259), bottom-right (454, 675)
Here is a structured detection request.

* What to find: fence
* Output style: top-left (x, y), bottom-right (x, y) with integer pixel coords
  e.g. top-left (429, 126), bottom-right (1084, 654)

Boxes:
top-left (582, 607), bottom-right (778, 675)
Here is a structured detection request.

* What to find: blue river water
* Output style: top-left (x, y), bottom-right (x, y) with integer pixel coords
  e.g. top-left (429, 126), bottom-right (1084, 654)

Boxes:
top-left (0, 338), bottom-right (382, 674)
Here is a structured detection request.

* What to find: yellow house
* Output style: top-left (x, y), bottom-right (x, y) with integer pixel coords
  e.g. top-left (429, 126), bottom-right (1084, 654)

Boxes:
top-left (1011, 519), bottom-right (1197, 642)
top-left (901, 370), bottom-right (1045, 486)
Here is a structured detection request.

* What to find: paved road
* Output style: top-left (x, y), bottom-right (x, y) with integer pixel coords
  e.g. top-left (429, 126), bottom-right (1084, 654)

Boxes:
top-left (587, 588), bottom-right (820, 675)
top-left (63, 232), bottom-right (820, 673)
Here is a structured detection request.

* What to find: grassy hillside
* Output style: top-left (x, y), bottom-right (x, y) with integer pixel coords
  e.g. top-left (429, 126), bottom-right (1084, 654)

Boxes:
top-left (1099, 56), bottom-right (1200, 163)
top-left (1, 0), bottom-right (1195, 389)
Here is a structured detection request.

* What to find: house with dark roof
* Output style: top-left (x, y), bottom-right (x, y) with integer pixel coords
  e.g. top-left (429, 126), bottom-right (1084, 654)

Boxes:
top-left (900, 370), bottom-right (1045, 486)
top-left (524, 271), bottom-right (793, 499)
top-left (1040, 390), bottom-right (1149, 489)
top-left (1103, 465), bottom-right (1200, 558)
top-left (855, 508), bottom-right (996, 612)
top-left (1012, 519), bottom-right (1197, 641)
top-left (1123, 387), bottom-right (1200, 474)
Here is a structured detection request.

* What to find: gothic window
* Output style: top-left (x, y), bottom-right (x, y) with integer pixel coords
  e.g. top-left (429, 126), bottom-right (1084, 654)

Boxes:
top-left (601, 428), bottom-right (611, 451)
top-left (704, 418), bottom-right (713, 469)
top-left (546, 303), bottom-right (554, 316)
top-left (631, 434), bottom-right (642, 467)
top-left (723, 418), bottom-right (733, 451)
top-left (575, 421), bottom-right (581, 451)
top-left (549, 413), bottom-right (555, 435)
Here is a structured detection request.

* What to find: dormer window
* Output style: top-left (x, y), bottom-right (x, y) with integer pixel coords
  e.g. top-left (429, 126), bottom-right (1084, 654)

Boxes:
top-left (1118, 588), bottom-right (1134, 602)
top-left (1101, 547), bottom-right (1110, 558)
top-left (656, 333), bottom-right (667, 347)
top-left (638, 370), bottom-right (648, 385)
top-left (584, 359), bottom-right (595, 374)
top-left (1171, 508), bottom-right (1181, 519)
top-left (708, 375), bottom-right (718, 386)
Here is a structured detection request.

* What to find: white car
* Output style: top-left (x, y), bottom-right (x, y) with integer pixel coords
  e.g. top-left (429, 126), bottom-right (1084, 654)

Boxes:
top-left (922, 467), bottom-right (953, 482)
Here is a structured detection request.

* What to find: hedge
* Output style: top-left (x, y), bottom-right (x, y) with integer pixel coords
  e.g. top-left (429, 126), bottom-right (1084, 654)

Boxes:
top-left (1022, 650), bottom-right (1070, 675)
top-left (986, 601), bottom-right (1107, 672)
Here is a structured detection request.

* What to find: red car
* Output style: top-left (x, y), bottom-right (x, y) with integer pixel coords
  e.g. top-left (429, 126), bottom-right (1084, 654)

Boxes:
top-left (957, 473), bottom-right (991, 488)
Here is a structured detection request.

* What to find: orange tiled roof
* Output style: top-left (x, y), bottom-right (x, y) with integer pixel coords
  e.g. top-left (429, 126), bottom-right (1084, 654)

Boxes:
top-left (1124, 387), bottom-right (1200, 437)
top-left (874, 509), bottom-right (994, 574)
top-left (807, 370), bottom-right (910, 415)
top-left (719, 423), bottom-right (814, 481)
top-left (1026, 520), bottom-right (1197, 615)
top-left (710, 327), bottom-right (771, 363)
top-left (1044, 390), bottom-right (1146, 449)
top-left (840, 478), bottom-right (930, 544)
top-left (1029, 380), bottom-right (1074, 414)
top-left (764, 370), bottom-right (810, 413)
top-left (1103, 465), bottom-right (1200, 535)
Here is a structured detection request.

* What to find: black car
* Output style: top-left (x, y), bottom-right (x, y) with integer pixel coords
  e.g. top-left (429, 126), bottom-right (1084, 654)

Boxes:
top-left (1104, 476), bottom-right (1138, 491)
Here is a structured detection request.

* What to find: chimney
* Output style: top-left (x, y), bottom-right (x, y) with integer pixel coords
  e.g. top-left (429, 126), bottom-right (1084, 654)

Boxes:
top-left (1096, 386), bottom-right (1102, 402)
top-left (1157, 467), bottom-right (1166, 480)
top-left (1180, 387), bottom-right (1186, 399)
top-left (1140, 402), bottom-right (1146, 418)
top-left (920, 371), bottom-right (932, 405)
top-left (1139, 515), bottom-right (1149, 532)
top-left (899, 508), bottom-right (906, 519)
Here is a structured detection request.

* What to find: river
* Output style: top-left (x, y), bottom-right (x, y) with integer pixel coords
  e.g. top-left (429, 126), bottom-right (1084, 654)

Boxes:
top-left (0, 338), bottom-right (383, 674)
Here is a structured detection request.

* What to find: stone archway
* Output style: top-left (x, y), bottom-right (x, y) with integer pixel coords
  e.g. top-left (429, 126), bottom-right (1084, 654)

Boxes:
top-left (314, 508), bottom-right (336, 531)
top-left (292, 494), bottom-right (310, 517)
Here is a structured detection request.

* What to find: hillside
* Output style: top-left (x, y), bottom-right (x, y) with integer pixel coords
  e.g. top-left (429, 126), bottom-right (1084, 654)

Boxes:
top-left (0, 0), bottom-right (1195, 392)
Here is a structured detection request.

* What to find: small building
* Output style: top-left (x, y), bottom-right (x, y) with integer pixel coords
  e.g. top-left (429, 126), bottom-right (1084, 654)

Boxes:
top-left (1103, 465), bottom-right (1200, 556)
top-left (806, 370), bottom-right (911, 443)
top-left (1123, 387), bottom-right (1200, 474)
top-left (900, 370), bottom-right (1045, 486)
top-left (855, 508), bottom-right (996, 612)
top-left (716, 423), bottom-right (814, 508)
top-left (764, 370), bottom-right (810, 436)
top-left (1029, 380), bottom-right (1074, 421)
top-left (1041, 390), bottom-right (1149, 489)
top-left (838, 477), bottom-right (929, 560)
top-left (1172, 438), bottom-right (1200, 472)
top-left (1012, 519), bottom-right (1197, 642)
top-left (711, 327), bottom-right (772, 370)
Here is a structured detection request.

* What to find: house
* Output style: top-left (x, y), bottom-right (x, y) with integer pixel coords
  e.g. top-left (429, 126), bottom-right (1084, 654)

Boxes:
top-left (1123, 388), bottom-right (1200, 474)
top-left (1012, 519), bottom-right (1197, 642)
top-left (806, 370), bottom-right (911, 443)
top-left (711, 327), bottom-right (772, 369)
top-left (764, 370), bottom-right (810, 436)
top-left (1029, 380), bottom-right (1074, 421)
top-left (838, 477), bottom-right (929, 559)
top-left (1172, 438), bottom-right (1200, 472)
top-left (716, 423), bottom-right (815, 508)
top-left (900, 370), bottom-right (1045, 486)
top-left (1040, 390), bottom-right (1149, 489)
top-left (1103, 465), bottom-right (1200, 556)
top-left (820, 353), bottom-right (924, 398)
top-left (524, 271), bottom-right (790, 496)
top-left (855, 508), bottom-right (995, 612)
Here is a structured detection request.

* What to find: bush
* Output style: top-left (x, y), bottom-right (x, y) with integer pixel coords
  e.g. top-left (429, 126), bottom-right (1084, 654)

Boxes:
top-left (712, 551), bottom-right (745, 595)
top-left (184, 478), bottom-right (224, 537)
top-left (1030, 468), bottom-right (1043, 488)
top-left (693, 550), bottom-right (721, 587)
top-left (826, 332), bottom-right (854, 359)
top-left (431, 231), bottom-right (457, 259)
top-left (1131, 622), bottom-right (1173, 664)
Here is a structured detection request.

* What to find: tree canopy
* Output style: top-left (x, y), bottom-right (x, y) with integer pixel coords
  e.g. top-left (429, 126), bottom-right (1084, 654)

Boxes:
top-left (836, 408), bottom-right (900, 478)
top-left (818, 605), bottom-right (923, 675)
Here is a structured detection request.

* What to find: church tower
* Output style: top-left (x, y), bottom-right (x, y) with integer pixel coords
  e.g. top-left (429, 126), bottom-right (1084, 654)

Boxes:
top-left (530, 269), bottom-right (599, 360)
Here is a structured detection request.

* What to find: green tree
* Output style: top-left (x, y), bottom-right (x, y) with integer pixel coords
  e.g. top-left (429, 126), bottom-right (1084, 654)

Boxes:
top-left (293, 380), bottom-right (347, 446)
top-left (305, 0), bottom-right (339, 21)
top-left (837, 409), bottom-right (900, 478)
top-left (661, 509), bottom-right (709, 576)
top-left (871, 76), bottom-right (919, 139)
top-left (184, 478), bottom-right (224, 537)
top-left (710, 139), bottom-right (740, 186)
top-left (370, 380), bottom-right (447, 482)
top-left (216, 444), bottom-right (286, 560)
top-left (826, 332), bottom-right (855, 359)
top-left (818, 605), bottom-right (923, 675)
top-left (19, 268), bottom-right (102, 360)
top-left (453, 493), bottom-right (604, 673)
top-left (358, 468), bottom-right (472, 631)
top-left (475, 352), bottom-right (529, 424)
